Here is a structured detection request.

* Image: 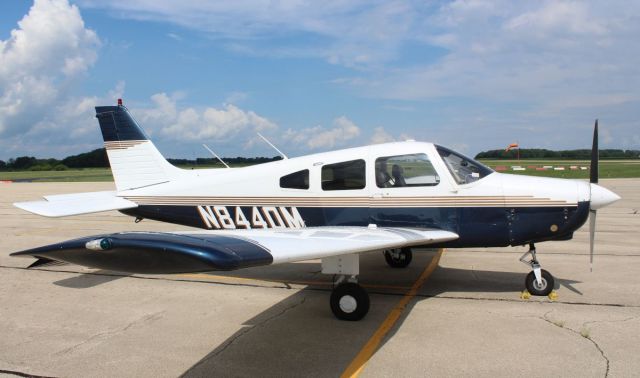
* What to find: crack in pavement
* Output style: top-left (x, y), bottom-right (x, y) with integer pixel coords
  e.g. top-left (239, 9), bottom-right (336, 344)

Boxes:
top-left (182, 296), bottom-right (307, 376)
top-left (54, 311), bottom-right (165, 356)
top-left (406, 293), bottom-right (640, 309)
top-left (582, 315), bottom-right (639, 328)
top-left (541, 310), bottom-right (610, 378)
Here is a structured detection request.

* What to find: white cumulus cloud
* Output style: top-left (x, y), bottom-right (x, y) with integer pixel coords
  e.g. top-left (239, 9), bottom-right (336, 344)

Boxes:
top-left (0, 0), bottom-right (100, 138)
top-left (370, 127), bottom-right (395, 144)
top-left (283, 116), bottom-right (360, 150)
top-left (368, 127), bottom-right (414, 145)
top-left (136, 93), bottom-right (277, 142)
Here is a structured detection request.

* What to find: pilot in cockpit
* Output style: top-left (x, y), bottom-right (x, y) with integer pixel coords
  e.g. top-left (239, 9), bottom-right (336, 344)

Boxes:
top-left (376, 160), bottom-right (393, 187)
top-left (391, 164), bottom-right (406, 187)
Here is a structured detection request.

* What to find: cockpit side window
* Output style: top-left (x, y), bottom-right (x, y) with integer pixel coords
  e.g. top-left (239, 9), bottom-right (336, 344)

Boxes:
top-left (435, 145), bottom-right (493, 184)
top-left (280, 169), bottom-right (309, 189)
top-left (375, 153), bottom-right (439, 188)
top-left (322, 159), bottom-right (366, 190)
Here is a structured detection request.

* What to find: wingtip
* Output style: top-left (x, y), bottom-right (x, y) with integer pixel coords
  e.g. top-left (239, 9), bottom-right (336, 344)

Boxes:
top-left (26, 258), bottom-right (68, 269)
top-left (13, 201), bottom-right (58, 217)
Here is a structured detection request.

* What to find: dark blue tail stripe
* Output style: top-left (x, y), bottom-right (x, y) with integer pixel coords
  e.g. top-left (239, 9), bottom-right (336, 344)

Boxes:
top-left (95, 106), bottom-right (148, 142)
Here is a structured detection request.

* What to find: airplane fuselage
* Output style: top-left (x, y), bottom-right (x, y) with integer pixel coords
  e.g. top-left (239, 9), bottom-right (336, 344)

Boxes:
top-left (116, 141), bottom-right (592, 248)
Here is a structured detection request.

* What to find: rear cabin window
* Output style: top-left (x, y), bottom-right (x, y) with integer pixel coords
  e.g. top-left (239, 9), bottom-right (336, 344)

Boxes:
top-left (280, 169), bottom-right (309, 189)
top-left (322, 159), bottom-right (366, 191)
top-left (375, 153), bottom-right (440, 188)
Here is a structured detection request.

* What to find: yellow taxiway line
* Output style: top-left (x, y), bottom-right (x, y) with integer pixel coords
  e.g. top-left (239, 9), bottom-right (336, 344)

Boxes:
top-left (340, 248), bottom-right (444, 378)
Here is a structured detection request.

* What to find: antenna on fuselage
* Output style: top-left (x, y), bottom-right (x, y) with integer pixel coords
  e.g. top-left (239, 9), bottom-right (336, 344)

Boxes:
top-left (257, 133), bottom-right (288, 160)
top-left (202, 144), bottom-right (230, 168)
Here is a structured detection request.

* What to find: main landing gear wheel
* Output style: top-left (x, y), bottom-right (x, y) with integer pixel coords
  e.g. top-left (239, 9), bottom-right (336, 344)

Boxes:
top-left (384, 247), bottom-right (413, 268)
top-left (525, 269), bottom-right (554, 296)
top-left (330, 282), bottom-right (370, 321)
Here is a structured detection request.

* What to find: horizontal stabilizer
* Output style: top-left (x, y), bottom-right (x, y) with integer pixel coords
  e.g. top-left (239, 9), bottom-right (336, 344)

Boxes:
top-left (14, 191), bottom-right (137, 217)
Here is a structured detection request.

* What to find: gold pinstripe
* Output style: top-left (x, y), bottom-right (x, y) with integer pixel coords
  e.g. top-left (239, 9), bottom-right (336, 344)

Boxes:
top-left (123, 195), bottom-right (577, 208)
top-left (104, 140), bottom-right (147, 150)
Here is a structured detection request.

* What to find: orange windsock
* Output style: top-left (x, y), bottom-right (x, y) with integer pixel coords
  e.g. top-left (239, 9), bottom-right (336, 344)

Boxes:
top-left (505, 143), bottom-right (519, 152)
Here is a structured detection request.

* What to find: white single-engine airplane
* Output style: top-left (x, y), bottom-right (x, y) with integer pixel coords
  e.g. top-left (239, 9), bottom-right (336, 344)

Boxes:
top-left (12, 100), bottom-right (620, 320)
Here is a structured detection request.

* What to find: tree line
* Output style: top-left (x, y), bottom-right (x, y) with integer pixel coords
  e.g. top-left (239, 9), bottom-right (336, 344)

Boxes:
top-left (3, 147), bottom-right (637, 171)
top-left (475, 148), bottom-right (640, 160)
top-left (0, 148), bottom-right (282, 171)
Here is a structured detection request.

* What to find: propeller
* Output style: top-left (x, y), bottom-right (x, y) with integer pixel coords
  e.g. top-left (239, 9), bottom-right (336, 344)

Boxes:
top-left (590, 120), bottom-right (598, 184)
top-left (589, 120), bottom-right (598, 272)
top-left (586, 120), bottom-right (621, 271)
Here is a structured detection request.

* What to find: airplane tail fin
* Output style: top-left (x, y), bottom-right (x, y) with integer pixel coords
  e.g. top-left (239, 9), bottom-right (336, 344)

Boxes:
top-left (95, 100), bottom-right (180, 191)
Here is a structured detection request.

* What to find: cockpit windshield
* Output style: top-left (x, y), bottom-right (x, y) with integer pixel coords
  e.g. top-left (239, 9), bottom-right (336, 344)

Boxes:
top-left (435, 145), bottom-right (493, 184)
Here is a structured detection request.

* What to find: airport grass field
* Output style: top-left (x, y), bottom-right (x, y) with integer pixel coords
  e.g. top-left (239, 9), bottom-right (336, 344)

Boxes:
top-left (480, 159), bottom-right (640, 179)
top-left (0, 168), bottom-right (114, 182)
top-left (1, 160), bottom-right (639, 182)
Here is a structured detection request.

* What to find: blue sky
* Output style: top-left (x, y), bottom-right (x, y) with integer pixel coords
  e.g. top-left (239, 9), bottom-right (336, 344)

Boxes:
top-left (1, 0), bottom-right (639, 160)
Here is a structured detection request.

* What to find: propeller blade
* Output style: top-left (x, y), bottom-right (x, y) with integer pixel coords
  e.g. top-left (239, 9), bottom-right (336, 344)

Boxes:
top-left (589, 120), bottom-right (599, 271)
top-left (590, 120), bottom-right (598, 184)
top-left (589, 210), bottom-right (596, 272)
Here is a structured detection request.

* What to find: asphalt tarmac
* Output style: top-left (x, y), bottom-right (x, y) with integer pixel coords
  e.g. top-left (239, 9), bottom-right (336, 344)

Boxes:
top-left (1, 179), bottom-right (638, 377)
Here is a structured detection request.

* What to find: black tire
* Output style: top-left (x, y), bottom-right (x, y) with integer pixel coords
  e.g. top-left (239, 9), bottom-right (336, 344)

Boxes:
top-left (525, 269), bottom-right (554, 296)
top-left (384, 248), bottom-right (413, 268)
top-left (330, 282), bottom-right (370, 321)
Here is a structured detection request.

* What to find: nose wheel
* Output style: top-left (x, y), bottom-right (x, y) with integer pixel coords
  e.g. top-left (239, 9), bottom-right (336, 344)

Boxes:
top-left (524, 269), bottom-right (554, 296)
top-left (519, 243), bottom-right (555, 296)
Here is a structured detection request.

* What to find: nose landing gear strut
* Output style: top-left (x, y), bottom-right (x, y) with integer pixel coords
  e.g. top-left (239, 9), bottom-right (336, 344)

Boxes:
top-left (519, 242), bottom-right (555, 296)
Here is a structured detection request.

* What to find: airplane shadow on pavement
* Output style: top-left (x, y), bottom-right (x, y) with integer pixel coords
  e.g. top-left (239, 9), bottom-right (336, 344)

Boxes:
top-left (177, 250), bottom-right (582, 377)
top-left (19, 249), bottom-right (581, 376)
top-left (53, 270), bottom-right (132, 288)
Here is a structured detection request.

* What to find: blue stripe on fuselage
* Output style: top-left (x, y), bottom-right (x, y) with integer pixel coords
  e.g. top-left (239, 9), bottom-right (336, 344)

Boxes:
top-left (120, 202), bottom-right (590, 248)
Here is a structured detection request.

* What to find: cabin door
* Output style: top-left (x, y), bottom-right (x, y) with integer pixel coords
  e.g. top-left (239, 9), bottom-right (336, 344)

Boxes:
top-left (369, 152), bottom-right (450, 228)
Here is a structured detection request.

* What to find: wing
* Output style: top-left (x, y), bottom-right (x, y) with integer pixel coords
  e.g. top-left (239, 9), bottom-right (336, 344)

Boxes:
top-left (14, 191), bottom-right (138, 217)
top-left (202, 227), bottom-right (458, 264)
top-left (11, 227), bottom-right (458, 274)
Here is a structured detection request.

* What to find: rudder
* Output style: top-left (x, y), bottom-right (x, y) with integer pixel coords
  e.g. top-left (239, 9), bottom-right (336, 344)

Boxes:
top-left (95, 99), bottom-right (179, 191)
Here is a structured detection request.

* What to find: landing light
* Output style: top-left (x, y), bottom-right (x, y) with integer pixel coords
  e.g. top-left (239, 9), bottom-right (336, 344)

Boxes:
top-left (85, 238), bottom-right (112, 251)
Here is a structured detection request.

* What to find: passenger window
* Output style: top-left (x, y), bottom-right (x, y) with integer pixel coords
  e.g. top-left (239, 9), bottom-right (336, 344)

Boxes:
top-left (375, 154), bottom-right (439, 188)
top-left (322, 159), bottom-right (366, 190)
top-left (280, 169), bottom-right (309, 189)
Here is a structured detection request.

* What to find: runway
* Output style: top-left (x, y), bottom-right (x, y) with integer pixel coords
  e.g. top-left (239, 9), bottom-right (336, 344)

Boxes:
top-left (1, 180), bottom-right (639, 377)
